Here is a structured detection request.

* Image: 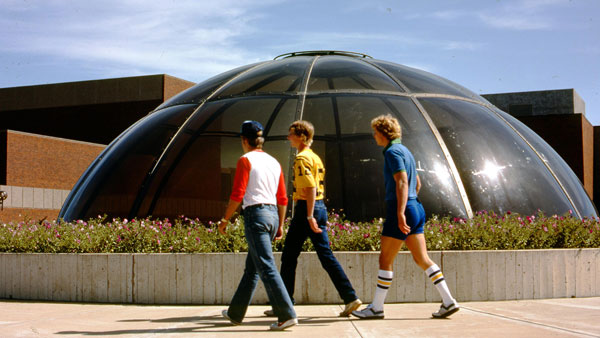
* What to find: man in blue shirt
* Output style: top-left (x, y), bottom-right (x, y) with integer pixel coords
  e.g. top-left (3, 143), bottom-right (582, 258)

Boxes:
top-left (352, 114), bottom-right (459, 320)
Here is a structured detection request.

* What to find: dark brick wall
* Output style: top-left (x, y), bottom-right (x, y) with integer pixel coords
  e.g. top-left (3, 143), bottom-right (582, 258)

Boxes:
top-left (0, 207), bottom-right (58, 223)
top-left (4, 130), bottom-right (105, 190)
top-left (164, 75), bottom-right (195, 101)
top-left (0, 101), bottom-right (161, 144)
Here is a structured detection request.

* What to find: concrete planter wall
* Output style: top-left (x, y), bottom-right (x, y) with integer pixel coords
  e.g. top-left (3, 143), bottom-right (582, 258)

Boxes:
top-left (1, 249), bottom-right (598, 304)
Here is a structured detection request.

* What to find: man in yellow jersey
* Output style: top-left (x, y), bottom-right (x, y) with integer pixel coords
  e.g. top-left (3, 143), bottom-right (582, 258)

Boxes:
top-left (265, 120), bottom-right (362, 317)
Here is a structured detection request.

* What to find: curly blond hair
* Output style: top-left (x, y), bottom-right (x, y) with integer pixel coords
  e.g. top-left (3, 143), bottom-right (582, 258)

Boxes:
top-left (371, 114), bottom-right (402, 140)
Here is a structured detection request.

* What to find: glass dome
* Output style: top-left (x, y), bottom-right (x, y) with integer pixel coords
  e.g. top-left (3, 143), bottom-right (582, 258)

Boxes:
top-left (59, 51), bottom-right (597, 222)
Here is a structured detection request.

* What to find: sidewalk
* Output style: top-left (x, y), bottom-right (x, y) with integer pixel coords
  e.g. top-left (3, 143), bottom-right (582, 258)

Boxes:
top-left (1, 297), bottom-right (599, 337)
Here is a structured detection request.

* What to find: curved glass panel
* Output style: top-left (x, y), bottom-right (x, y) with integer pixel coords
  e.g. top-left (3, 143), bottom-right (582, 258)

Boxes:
top-left (386, 97), bottom-right (468, 218)
top-left (155, 62), bottom-right (265, 111)
top-left (370, 60), bottom-right (486, 102)
top-left (65, 104), bottom-right (197, 220)
top-left (307, 56), bottom-right (402, 92)
top-left (301, 95), bottom-right (338, 138)
top-left (201, 97), bottom-right (298, 136)
top-left (214, 57), bottom-right (311, 98)
top-left (151, 135), bottom-right (239, 220)
top-left (494, 109), bottom-right (597, 217)
top-left (150, 135), bottom-right (291, 221)
top-left (134, 99), bottom-right (297, 218)
top-left (421, 97), bottom-right (575, 215)
top-left (303, 94), bottom-right (467, 219)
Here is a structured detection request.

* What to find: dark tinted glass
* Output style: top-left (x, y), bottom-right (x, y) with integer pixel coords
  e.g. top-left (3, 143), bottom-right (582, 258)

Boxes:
top-left (307, 56), bottom-right (402, 92)
top-left (155, 62), bottom-right (265, 111)
top-left (200, 97), bottom-right (298, 136)
top-left (302, 96), bottom-right (337, 137)
top-left (150, 135), bottom-right (291, 221)
top-left (386, 97), bottom-right (469, 218)
top-left (64, 104), bottom-right (196, 220)
top-left (214, 57), bottom-right (311, 98)
top-left (370, 60), bottom-right (485, 102)
top-left (421, 98), bottom-right (574, 215)
top-left (304, 94), bottom-right (468, 219)
top-left (151, 135), bottom-right (239, 220)
top-left (494, 109), bottom-right (597, 217)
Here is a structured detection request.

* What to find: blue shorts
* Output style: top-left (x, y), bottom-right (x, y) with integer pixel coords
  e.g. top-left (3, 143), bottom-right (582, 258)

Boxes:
top-left (382, 198), bottom-right (426, 240)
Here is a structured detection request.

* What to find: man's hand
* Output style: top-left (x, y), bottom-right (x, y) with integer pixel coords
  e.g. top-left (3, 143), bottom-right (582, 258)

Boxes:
top-left (397, 213), bottom-right (410, 234)
top-left (275, 225), bottom-right (284, 240)
top-left (218, 219), bottom-right (229, 235)
top-left (308, 217), bottom-right (323, 234)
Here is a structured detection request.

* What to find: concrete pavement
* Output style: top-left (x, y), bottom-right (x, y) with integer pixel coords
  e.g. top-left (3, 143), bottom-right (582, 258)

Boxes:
top-left (1, 297), bottom-right (599, 337)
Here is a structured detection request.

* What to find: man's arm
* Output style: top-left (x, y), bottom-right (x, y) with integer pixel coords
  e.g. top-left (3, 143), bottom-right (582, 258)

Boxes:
top-left (394, 171), bottom-right (410, 234)
top-left (275, 204), bottom-right (287, 240)
top-left (303, 186), bottom-right (322, 234)
top-left (218, 199), bottom-right (241, 235)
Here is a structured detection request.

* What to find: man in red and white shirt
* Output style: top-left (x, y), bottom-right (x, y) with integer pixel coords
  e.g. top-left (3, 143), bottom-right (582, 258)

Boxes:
top-left (218, 120), bottom-right (297, 331)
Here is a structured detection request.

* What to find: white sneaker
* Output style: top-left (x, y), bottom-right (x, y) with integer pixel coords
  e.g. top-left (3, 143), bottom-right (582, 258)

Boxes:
top-left (221, 310), bottom-right (241, 325)
top-left (264, 309), bottom-right (275, 317)
top-left (340, 298), bottom-right (362, 317)
top-left (432, 302), bottom-right (460, 319)
top-left (269, 317), bottom-right (298, 330)
top-left (351, 304), bottom-right (384, 319)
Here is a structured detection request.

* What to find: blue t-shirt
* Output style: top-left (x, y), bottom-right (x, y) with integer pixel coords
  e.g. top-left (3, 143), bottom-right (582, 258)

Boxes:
top-left (383, 139), bottom-right (418, 201)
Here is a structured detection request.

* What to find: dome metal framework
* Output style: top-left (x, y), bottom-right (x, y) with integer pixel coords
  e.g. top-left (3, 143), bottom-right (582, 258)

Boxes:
top-left (59, 51), bottom-right (597, 222)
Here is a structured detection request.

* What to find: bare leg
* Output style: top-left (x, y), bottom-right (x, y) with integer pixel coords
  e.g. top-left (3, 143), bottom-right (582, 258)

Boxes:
top-left (378, 235), bottom-right (404, 270)
top-left (404, 234), bottom-right (433, 270)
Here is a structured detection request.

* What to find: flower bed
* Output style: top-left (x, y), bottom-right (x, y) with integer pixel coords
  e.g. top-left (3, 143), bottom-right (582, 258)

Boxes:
top-left (1, 211), bottom-right (599, 253)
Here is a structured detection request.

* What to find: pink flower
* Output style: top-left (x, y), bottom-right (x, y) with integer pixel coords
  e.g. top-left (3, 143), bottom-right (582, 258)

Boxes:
top-left (543, 226), bottom-right (548, 232)
top-left (363, 233), bottom-right (370, 238)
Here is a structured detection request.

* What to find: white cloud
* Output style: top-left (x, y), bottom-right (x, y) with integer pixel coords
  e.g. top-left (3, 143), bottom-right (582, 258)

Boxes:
top-left (477, 13), bottom-right (551, 30)
top-left (0, 0), bottom-right (285, 80)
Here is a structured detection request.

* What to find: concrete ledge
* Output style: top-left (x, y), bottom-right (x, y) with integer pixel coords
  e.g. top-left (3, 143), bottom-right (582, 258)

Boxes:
top-left (1, 249), bottom-right (598, 304)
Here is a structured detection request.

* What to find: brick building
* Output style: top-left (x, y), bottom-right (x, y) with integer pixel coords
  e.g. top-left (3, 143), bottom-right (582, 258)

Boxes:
top-left (0, 75), bottom-right (194, 222)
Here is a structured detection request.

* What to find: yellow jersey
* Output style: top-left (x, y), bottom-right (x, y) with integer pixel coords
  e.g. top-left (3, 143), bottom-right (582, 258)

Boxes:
top-left (292, 148), bottom-right (325, 201)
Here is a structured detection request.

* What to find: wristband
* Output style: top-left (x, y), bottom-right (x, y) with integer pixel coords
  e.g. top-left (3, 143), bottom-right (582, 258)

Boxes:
top-left (307, 216), bottom-right (314, 220)
top-left (220, 218), bottom-right (229, 224)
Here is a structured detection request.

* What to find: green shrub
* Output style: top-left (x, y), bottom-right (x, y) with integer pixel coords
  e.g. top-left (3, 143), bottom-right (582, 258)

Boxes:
top-left (0, 211), bottom-right (598, 253)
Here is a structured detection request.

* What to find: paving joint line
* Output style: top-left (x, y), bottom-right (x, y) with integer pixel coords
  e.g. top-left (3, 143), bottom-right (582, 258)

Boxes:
top-left (462, 306), bottom-right (599, 338)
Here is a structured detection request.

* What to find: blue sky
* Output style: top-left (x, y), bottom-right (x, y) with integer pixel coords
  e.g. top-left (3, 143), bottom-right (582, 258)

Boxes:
top-left (1, 0), bottom-right (599, 125)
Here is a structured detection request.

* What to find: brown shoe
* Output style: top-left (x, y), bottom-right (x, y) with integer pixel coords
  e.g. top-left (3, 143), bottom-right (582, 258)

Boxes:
top-left (340, 298), bottom-right (362, 317)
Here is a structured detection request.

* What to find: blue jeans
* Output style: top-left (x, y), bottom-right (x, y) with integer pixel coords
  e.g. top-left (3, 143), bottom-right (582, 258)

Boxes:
top-left (227, 204), bottom-right (296, 323)
top-left (280, 200), bottom-right (358, 304)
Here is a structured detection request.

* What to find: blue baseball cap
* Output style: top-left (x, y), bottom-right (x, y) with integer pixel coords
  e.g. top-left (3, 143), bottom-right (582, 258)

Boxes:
top-left (240, 120), bottom-right (263, 138)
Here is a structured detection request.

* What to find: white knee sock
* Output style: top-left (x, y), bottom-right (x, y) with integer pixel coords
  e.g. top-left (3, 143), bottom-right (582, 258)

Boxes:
top-left (371, 269), bottom-right (393, 311)
top-left (426, 264), bottom-right (456, 306)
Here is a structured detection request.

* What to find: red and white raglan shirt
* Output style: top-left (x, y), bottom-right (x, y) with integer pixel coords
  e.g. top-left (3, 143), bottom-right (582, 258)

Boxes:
top-left (230, 150), bottom-right (288, 208)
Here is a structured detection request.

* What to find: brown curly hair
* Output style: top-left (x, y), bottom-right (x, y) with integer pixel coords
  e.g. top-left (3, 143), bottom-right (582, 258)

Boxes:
top-left (289, 120), bottom-right (314, 146)
top-left (371, 114), bottom-right (402, 140)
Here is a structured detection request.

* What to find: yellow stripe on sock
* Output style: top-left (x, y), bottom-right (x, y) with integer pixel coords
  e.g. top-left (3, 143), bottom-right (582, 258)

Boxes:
top-left (430, 272), bottom-right (443, 282)
top-left (377, 280), bottom-right (392, 286)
